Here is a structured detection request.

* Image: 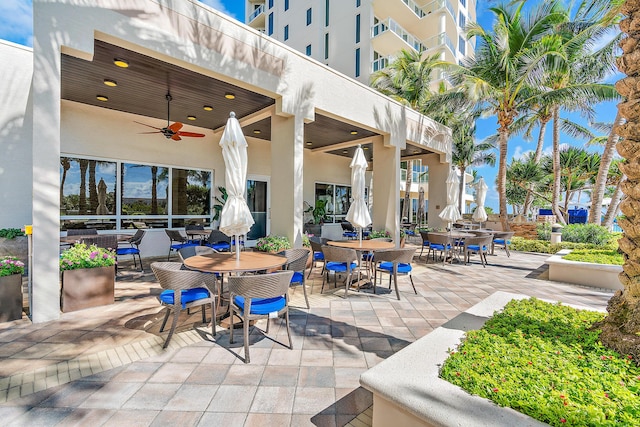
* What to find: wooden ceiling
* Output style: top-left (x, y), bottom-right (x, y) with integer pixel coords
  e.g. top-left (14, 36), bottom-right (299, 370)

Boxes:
top-left (61, 40), bottom-right (424, 161)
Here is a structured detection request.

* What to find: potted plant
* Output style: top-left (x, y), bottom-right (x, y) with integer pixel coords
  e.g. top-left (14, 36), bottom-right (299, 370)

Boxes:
top-left (304, 200), bottom-right (327, 236)
top-left (255, 235), bottom-right (292, 253)
top-left (59, 243), bottom-right (117, 312)
top-left (0, 228), bottom-right (27, 273)
top-left (0, 256), bottom-right (25, 322)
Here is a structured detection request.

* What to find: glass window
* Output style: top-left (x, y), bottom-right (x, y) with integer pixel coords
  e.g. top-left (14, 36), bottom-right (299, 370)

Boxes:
top-left (460, 0), bottom-right (466, 7)
top-left (306, 44), bottom-right (312, 56)
top-left (357, 0), bottom-right (361, 7)
top-left (325, 0), bottom-right (329, 26)
top-left (355, 14), bottom-right (361, 44)
top-left (459, 12), bottom-right (466, 28)
top-left (324, 33), bottom-right (329, 59)
top-left (315, 183), bottom-right (353, 223)
top-left (459, 35), bottom-right (466, 55)
top-left (268, 0), bottom-right (273, 9)
top-left (60, 157), bottom-right (117, 217)
top-left (284, 25), bottom-right (289, 40)
top-left (285, 0), bottom-right (289, 11)
top-left (307, 8), bottom-right (312, 25)
top-left (268, 12), bottom-right (274, 36)
top-left (355, 48), bottom-right (361, 77)
top-left (171, 168), bottom-right (211, 216)
top-left (121, 163), bottom-right (169, 216)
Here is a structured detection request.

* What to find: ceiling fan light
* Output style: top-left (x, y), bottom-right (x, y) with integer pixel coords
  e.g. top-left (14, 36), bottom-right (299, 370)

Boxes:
top-left (224, 92), bottom-right (235, 100)
top-left (203, 105), bottom-right (213, 111)
top-left (96, 95), bottom-right (108, 101)
top-left (113, 58), bottom-right (129, 68)
top-left (103, 79), bottom-right (117, 87)
top-left (187, 115), bottom-right (197, 121)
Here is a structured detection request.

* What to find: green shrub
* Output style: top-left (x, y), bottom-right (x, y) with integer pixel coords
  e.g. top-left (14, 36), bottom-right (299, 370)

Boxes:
top-left (561, 224), bottom-right (612, 246)
top-left (563, 249), bottom-right (624, 265)
top-left (509, 237), bottom-right (604, 254)
top-left (0, 228), bottom-right (25, 239)
top-left (255, 235), bottom-right (291, 253)
top-left (536, 222), bottom-right (551, 241)
top-left (59, 243), bottom-right (116, 271)
top-left (440, 298), bottom-right (640, 427)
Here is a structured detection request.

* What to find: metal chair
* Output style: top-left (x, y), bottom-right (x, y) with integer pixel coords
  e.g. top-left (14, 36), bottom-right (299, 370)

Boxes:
top-left (341, 221), bottom-right (358, 239)
top-left (165, 229), bottom-right (197, 261)
top-left (116, 229), bottom-right (145, 271)
top-left (204, 229), bottom-right (232, 252)
top-left (278, 248), bottom-right (311, 309)
top-left (463, 235), bottom-right (494, 267)
top-left (373, 248), bottom-right (417, 300)
top-left (492, 232), bottom-right (514, 257)
top-left (228, 271), bottom-right (294, 363)
top-left (320, 245), bottom-right (358, 298)
top-left (150, 262), bottom-right (217, 349)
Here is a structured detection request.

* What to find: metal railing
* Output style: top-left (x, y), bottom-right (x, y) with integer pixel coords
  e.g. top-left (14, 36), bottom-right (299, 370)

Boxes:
top-left (372, 55), bottom-right (395, 72)
top-left (249, 4), bottom-right (264, 23)
top-left (371, 18), bottom-right (425, 53)
top-left (401, 0), bottom-right (426, 18)
top-left (423, 32), bottom-right (455, 55)
top-left (420, 0), bottom-right (455, 19)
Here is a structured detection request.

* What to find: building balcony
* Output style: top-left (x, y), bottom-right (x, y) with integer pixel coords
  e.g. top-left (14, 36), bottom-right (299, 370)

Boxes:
top-left (422, 32), bottom-right (456, 56)
top-left (373, 0), bottom-right (456, 38)
top-left (248, 4), bottom-right (265, 28)
top-left (371, 18), bottom-right (425, 57)
top-left (371, 55), bottom-right (395, 73)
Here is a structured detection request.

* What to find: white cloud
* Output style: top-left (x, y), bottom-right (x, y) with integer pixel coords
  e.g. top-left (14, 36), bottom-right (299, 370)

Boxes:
top-left (0, 0), bottom-right (33, 47)
top-left (197, 0), bottom-right (234, 18)
top-left (512, 146), bottom-right (533, 161)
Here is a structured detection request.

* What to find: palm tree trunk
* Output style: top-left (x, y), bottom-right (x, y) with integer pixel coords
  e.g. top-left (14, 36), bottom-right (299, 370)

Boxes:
top-left (594, 0), bottom-right (640, 361)
top-left (497, 129), bottom-right (509, 231)
top-left (523, 119), bottom-right (549, 217)
top-left (458, 166), bottom-right (466, 214)
top-left (603, 179), bottom-right (623, 229)
top-left (589, 111), bottom-right (624, 225)
top-left (79, 159), bottom-right (88, 215)
top-left (402, 161), bottom-right (412, 222)
top-left (551, 106), bottom-right (566, 225)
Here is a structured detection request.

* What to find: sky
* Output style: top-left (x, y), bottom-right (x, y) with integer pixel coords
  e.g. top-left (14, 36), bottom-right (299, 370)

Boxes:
top-left (2, 0), bottom-right (620, 212)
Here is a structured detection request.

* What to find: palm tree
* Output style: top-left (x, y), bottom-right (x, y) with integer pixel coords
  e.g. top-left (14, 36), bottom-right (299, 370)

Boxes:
top-left (602, 159), bottom-right (624, 228)
top-left (592, 0), bottom-right (640, 362)
top-left (455, 1), bottom-right (568, 230)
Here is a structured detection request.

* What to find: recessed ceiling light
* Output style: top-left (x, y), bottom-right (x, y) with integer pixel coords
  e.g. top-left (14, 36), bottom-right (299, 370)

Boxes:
top-left (187, 115), bottom-right (197, 121)
top-left (96, 95), bottom-right (108, 101)
top-left (350, 130), bottom-right (358, 135)
top-left (253, 129), bottom-right (261, 134)
top-left (113, 58), bottom-right (129, 68)
top-left (342, 150), bottom-right (348, 154)
top-left (224, 92), bottom-right (236, 100)
top-left (306, 141), bottom-right (312, 145)
top-left (203, 105), bottom-right (213, 111)
top-left (103, 79), bottom-right (117, 87)
top-left (363, 146), bottom-right (369, 150)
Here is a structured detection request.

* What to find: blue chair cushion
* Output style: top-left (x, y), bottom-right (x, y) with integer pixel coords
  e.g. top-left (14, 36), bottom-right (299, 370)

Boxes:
top-left (290, 271), bottom-right (304, 284)
top-left (422, 241), bottom-right (430, 247)
top-left (206, 242), bottom-right (231, 251)
top-left (313, 252), bottom-right (324, 261)
top-left (159, 287), bottom-right (210, 309)
top-left (467, 245), bottom-right (488, 251)
top-left (429, 243), bottom-right (450, 250)
top-left (343, 232), bottom-right (357, 238)
top-left (116, 247), bottom-right (140, 256)
top-left (362, 253), bottom-right (374, 261)
top-left (378, 262), bottom-right (412, 273)
top-left (171, 242), bottom-right (198, 250)
top-left (326, 261), bottom-right (358, 272)
top-left (493, 239), bottom-right (510, 244)
top-left (233, 295), bottom-right (286, 315)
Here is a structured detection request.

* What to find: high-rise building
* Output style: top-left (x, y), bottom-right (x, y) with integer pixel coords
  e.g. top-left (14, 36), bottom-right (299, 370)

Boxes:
top-left (246, 0), bottom-right (476, 86)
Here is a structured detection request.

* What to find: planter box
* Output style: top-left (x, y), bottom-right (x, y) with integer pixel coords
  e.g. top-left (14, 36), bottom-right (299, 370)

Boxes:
top-left (61, 266), bottom-right (115, 312)
top-left (360, 292), bottom-right (548, 427)
top-left (545, 249), bottom-right (623, 291)
top-left (0, 274), bottom-right (23, 322)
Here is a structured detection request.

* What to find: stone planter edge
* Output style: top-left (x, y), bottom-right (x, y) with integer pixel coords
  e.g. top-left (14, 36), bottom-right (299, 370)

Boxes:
top-left (545, 249), bottom-right (623, 291)
top-left (61, 266), bottom-right (115, 312)
top-left (359, 291), bottom-right (552, 427)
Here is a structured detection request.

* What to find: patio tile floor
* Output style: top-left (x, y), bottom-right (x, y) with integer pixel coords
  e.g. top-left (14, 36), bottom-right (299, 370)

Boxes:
top-left (0, 247), bottom-right (615, 426)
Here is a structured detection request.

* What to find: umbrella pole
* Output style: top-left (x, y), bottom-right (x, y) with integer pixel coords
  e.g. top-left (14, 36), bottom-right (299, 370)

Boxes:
top-left (235, 234), bottom-right (240, 261)
top-left (359, 227), bottom-right (362, 245)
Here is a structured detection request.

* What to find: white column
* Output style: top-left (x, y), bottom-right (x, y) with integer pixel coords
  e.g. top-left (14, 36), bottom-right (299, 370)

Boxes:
top-left (424, 154), bottom-right (450, 230)
top-left (372, 135), bottom-right (402, 245)
top-left (270, 113), bottom-right (305, 248)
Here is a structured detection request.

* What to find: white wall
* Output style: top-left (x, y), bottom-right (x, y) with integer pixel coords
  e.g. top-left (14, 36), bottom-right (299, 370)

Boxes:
top-left (0, 41), bottom-right (33, 228)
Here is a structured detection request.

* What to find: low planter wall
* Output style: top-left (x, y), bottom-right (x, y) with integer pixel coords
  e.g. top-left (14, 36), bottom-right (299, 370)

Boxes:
top-left (360, 292), bottom-right (548, 427)
top-left (545, 249), bottom-right (623, 291)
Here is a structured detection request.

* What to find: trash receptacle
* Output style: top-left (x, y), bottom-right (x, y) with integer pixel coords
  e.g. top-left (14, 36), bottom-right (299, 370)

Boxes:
top-left (551, 223), bottom-right (563, 243)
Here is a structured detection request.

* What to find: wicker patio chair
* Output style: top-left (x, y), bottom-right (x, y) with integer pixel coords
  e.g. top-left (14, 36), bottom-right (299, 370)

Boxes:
top-left (278, 248), bottom-right (311, 308)
top-left (165, 229), bottom-right (197, 261)
top-left (320, 245), bottom-right (358, 298)
top-left (307, 237), bottom-right (326, 278)
top-left (150, 262), bottom-right (217, 349)
top-left (492, 232), bottom-right (515, 257)
top-left (418, 230), bottom-right (431, 259)
top-left (426, 233), bottom-right (454, 265)
top-left (373, 247), bottom-right (417, 300)
top-left (463, 235), bottom-right (494, 267)
top-left (228, 270), bottom-right (294, 363)
top-left (204, 229), bottom-right (232, 252)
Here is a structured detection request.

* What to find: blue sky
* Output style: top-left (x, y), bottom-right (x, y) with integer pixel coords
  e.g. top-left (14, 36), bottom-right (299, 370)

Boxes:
top-left (3, 0), bottom-right (619, 212)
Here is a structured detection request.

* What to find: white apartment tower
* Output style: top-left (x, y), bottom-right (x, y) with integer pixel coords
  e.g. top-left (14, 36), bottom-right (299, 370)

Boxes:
top-left (246, 0), bottom-right (476, 85)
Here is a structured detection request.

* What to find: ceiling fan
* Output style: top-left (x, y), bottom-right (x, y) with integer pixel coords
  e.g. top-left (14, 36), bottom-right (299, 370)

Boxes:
top-left (135, 93), bottom-right (205, 141)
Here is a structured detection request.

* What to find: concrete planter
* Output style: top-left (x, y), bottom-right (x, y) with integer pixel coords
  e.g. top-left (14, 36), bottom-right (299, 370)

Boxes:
top-left (0, 274), bottom-right (23, 322)
top-left (545, 249), bottom-right (623, 291)
top-left (61, 266), bottom-right (115, 312)
top-left (360, 292), bottom-right (548, 427)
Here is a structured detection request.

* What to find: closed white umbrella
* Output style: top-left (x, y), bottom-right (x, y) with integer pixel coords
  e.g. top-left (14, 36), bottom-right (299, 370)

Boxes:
top-left (439, 169), bottom-right (462, 228)
top-left (472, 177), bottom-right (488, 227)
top-left (345, 145), bottom-right (371, 244)
top-left (219, 112), bottom-right (254, 261)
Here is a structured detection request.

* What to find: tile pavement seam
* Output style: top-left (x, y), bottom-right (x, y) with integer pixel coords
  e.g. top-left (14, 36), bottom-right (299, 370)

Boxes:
top-left (0, 329), bottom-right (204, 403)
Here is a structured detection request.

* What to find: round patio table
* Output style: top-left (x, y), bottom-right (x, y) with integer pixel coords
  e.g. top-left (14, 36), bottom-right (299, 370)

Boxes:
top-left (327, 240), bottom-right (395, 251)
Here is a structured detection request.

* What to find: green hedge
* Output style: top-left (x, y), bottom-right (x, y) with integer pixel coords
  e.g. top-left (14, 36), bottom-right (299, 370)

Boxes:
top-left (509, 237), bottom-right (604, 254)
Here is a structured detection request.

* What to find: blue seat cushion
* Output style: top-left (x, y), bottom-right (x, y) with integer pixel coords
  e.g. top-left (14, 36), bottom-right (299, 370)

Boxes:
top-left (206, 242), bottom-right (231, 251)
top-left (343, 232), bottom-right (357, 238)
top-left (159, 287), bottom-right (210, 309)
top-left (171, 242), bottom-right (198, 250)
top-left (313, 252), bottom-right (324, 261)
top-left (233, 295), bottom-right (286, 315)
top-left (290, 271), bottom-right (304, 284)
top-left (362, 253), bottom-right (374, 261)
top-left (493, 239), bottom-right (510, 244)
top-left (467, 245), bottom-right (487, 251)
top-left (422, 241), bottom-right (430, 246)
top-left (378, 262), bottom-right (412, 273)
top-left (326, 261), bottom-right (358, 272)
top-left (117, 247), bottom-right (140, 256)
top-left (429, 244), bottom-right (450, 250)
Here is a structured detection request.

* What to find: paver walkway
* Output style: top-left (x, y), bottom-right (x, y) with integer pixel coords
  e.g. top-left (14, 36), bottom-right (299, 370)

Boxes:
top-left (0, 248), bottom-right (615, 426)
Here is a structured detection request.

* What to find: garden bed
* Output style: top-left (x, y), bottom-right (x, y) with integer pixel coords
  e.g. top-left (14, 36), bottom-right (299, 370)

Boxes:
top-left (545, 249), bottom-right (623, 291)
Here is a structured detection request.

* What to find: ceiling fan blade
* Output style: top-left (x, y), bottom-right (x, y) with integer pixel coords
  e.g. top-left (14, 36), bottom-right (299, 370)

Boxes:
top-left (134, 121), bottom-right (163, 131)
top-left (177, 131), bottom-right (206, 138)
top-left (171, 134), bottom-right (182, 141)
top-left (139, 131), bottom-right (162, 134)
top-left (168, 122), bottom-right (183, 132)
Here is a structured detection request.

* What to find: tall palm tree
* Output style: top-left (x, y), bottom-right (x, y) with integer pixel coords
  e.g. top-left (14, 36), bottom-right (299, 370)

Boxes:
top-left (602, 159), bottom-right (624, 228)
top-left (593, 0), bottom-right (640, 362)
top-left (455, 1), bottom-right (568, 230)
